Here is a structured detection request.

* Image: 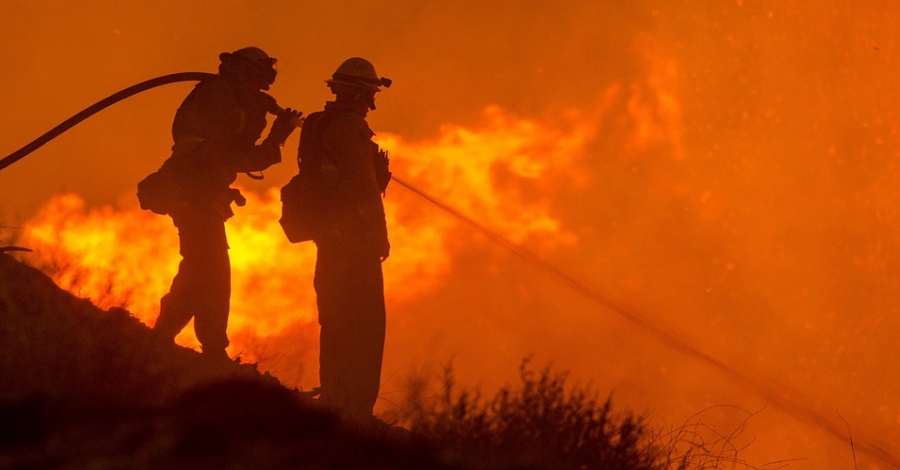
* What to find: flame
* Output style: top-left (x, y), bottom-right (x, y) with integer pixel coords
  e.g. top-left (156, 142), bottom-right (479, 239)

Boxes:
top-left (375, 104), bottom-right (603, 247)
top-left (626, 33), bottom-right (685, 160)
top-left (16, 103), bottom-right (604, 382)
top-left (6, 4), bottom-right (900, 467)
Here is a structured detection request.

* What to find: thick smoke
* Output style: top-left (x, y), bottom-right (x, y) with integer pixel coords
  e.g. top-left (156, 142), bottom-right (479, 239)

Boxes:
top-left (3, 2), bottom-right (900, 468)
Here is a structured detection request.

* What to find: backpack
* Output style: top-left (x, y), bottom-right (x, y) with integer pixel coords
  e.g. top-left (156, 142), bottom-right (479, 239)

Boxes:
top-left (279, 108), bottom-right (391, 243)
top-left (136, 167), bottom-right (183, 215)
top-left (279, 171), bottom-right (325, 243)
top-left (279, 111), bottom-right (338, 243)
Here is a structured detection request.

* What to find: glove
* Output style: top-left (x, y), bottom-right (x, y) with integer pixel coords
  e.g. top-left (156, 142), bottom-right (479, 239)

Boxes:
top-left (374, 147), bottom-right (392, 194)
top-left (266, 108), bottom-right (302, 146)
top-left (227, 188), bottom-right (246, 207)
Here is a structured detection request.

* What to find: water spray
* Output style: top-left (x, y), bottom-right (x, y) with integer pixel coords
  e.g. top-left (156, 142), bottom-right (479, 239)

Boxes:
top-left (391, 176), bottom-right (900, 469)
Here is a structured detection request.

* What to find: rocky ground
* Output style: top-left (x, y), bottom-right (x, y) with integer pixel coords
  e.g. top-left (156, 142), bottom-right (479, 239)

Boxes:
top-left (0, 253), bottom-right (445, 469)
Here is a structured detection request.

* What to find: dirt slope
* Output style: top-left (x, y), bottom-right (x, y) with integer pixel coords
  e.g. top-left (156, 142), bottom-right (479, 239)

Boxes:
top-left (0, 253), bottom-right (441, 469)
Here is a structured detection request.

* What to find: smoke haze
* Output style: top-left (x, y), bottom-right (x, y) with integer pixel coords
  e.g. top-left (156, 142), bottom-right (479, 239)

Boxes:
top-left (3, 1), bottom-right (900, 468)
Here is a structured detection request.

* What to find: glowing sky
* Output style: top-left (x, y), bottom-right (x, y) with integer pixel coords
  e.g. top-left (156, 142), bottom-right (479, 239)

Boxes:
top-left (3, 2), bottom-right (900, 468)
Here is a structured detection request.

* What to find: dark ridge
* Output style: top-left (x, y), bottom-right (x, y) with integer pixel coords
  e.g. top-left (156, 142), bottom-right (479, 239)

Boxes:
top-left (0, 253), bottom-right (443, 469)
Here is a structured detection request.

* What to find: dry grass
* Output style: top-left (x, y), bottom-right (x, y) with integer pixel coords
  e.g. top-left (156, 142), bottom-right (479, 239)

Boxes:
top-left (386, 359), bottom-right (771, 470)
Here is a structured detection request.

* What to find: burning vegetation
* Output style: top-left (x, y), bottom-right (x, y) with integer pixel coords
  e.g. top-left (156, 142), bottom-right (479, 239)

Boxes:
top-left (11, 103), bottom-right (598, 379)
top-left (8, 67), bottom-right (900, 465)
top-left (5, 3), bottom-right (900, 467)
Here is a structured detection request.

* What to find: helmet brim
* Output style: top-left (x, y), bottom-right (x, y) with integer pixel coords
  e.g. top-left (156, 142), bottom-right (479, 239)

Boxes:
top-left (325, 78), bottom-right (381, 92)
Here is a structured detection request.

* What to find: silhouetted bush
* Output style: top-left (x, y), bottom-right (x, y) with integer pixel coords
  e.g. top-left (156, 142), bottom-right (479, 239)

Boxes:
top-left (393, 359), bottom-right (659, 469)
top-left (392, 359), bottom-right (765, 470)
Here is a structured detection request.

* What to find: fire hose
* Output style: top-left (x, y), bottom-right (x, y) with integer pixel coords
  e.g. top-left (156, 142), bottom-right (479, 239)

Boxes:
top-left (0, 71), bottom-right (298, 174)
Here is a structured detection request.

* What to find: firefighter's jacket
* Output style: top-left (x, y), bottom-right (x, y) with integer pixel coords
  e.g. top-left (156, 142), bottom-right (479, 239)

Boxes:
top-left (160, 74), bottom-right (280, 213)
top-left (301, 101), bottom-right (389, 257)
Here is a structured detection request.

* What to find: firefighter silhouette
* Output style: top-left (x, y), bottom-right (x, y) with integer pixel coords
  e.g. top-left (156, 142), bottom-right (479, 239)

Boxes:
top-left (299, 57), bottom-right (392, 417)
top-left (149, 47), bottom-right (300, 360)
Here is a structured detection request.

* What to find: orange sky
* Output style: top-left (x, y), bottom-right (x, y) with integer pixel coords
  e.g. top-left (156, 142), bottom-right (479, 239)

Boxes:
top-left (3, 2), bottom-right (900, 468)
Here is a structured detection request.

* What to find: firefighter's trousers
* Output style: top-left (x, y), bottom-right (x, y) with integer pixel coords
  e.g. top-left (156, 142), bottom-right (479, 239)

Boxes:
top-left (314, 241), bottom-right (386, 418)
top-left (154, 208), bottom-right (231, 354)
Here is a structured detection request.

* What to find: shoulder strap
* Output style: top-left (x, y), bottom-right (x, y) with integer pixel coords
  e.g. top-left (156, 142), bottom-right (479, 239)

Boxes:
top-left (298, 107), bottom-right (349, 173)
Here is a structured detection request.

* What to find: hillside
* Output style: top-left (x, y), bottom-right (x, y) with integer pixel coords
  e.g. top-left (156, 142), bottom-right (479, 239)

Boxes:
top-left (0, 252), bottom-right (749, 470)
top-left (0, 253), bottom-right (440, 469)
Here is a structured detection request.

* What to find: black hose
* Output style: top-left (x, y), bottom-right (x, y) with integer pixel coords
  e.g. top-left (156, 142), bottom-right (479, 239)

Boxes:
top-left (0, 72), bottom-right (217, 172)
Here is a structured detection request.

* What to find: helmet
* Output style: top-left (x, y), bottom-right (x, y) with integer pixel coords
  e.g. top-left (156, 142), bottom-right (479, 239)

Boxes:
top-left (326, 57), bottom-right (392, 92)
top-left (219, 46), bottom-right (278, 90)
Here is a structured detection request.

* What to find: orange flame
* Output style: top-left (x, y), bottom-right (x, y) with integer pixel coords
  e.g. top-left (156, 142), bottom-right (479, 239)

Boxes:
top-left (16, 103), bottom-right (606, 381)
top-left (7, 5), bottom-right (900, 467)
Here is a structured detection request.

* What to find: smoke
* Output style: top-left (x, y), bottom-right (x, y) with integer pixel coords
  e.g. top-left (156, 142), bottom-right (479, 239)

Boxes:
top-left (4, 1), bottom-right (900, 468)
top-left (12, 99), bottom-right (596, 365)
